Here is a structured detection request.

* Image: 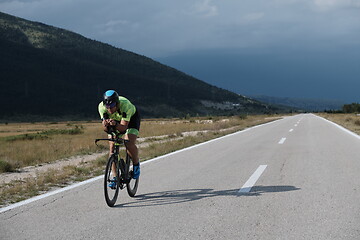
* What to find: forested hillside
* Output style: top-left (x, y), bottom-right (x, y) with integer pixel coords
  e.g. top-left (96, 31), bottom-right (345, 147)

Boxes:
top-left (0, 12), bottom-right (283, 120)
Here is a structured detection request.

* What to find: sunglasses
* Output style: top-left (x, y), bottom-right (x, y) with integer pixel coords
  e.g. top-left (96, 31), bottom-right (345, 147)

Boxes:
top-left (105, 102), bottom-right (116, 108)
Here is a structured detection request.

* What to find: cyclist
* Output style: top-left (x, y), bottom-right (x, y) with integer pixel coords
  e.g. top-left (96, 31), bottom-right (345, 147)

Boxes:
top-left (98, 90), bottom-right (141, 187)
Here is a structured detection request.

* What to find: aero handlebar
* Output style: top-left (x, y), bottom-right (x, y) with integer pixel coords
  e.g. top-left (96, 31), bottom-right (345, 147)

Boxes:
top-left (95, 138), bottom-right (130, 146)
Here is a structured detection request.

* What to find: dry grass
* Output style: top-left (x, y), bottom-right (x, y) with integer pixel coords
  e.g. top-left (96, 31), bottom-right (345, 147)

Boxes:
top-left (0, 159), bottom-right (106, 206)
top-left (318, 113), bottom-right (360, 135)
top-left (0, 114), bottom-right (282, 206)
top-left (140, 116), bottom-right (243, 137)
top-left (0, 121), bottom-right (105, 172)
top-left (0, 115), bottom-right (277, 173)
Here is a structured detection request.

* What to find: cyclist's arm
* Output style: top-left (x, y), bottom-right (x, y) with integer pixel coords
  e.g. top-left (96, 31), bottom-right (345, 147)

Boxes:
top-left (102, 119), bottom-right (111, 132)
top-left (113, 100), bottom-right (134, 133)
top-left (99, 105), bottom-right (111, 132)
top-left (109, 119), bottom-right (128, 133)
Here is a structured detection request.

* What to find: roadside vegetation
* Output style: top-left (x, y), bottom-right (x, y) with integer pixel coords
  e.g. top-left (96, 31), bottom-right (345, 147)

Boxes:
top-left (1, 115), bottom-right (268, 172)
top-left (0, 115), bottom-right (282, 206)
top-left (318, 113), bottom-right (360, 136)
top-left (342, 103), bottom-right (360, 113)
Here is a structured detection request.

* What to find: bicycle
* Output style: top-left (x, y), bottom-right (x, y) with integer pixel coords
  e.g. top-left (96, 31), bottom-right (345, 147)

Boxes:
top-left (95, 134), bottom-right (139, 207)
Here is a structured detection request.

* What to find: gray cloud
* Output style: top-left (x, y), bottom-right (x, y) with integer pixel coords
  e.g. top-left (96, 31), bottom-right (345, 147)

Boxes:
top-left (2, 0), bottom-right (360, 101)
top-left (1, 0), bottom-right (360, 57)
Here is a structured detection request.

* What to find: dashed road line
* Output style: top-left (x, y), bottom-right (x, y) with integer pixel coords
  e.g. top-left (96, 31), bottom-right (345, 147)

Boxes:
top-left (278, 137), bottom-right (286, 144)
top-left (239, 165), bottom-right (268, 193)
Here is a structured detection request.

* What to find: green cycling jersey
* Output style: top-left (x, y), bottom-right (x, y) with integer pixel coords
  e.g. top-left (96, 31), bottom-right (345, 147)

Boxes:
top-left (98, 96), bottom-right (136, 122)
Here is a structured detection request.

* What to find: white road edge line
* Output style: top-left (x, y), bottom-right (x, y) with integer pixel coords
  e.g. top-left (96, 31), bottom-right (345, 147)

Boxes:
top-left (315, 114), bottom-right (360, 140)
top-left (238, 165), bottom-right (267, 193)
top-left (0, 117), bottom-right (288, 214)
top-left (0, 176), bottom-right (103, 214)
top-left (278, 137), bottom-right (286, 144)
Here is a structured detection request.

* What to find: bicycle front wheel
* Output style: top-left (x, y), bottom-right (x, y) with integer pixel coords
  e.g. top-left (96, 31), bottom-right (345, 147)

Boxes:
top-left (104, 155), bottom-right (119, 207)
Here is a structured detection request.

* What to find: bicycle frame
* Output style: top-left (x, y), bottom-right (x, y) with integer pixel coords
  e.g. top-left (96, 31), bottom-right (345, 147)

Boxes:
top-left (95, 137), bottom-right (131, 184)
top-left (96, 135), bottom-right (139, 206)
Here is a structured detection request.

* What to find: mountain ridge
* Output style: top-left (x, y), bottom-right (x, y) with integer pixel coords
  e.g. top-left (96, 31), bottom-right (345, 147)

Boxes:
top-left (0, 11), bottom-right (286, 120)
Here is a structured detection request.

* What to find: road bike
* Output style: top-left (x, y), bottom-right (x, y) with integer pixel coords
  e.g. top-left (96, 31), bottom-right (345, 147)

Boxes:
top-left (95, 134), bottom-right (139, 207)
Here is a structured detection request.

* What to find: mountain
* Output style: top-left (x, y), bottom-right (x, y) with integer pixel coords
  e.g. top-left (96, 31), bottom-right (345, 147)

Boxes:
top-left (249, 95), bottom-right (344, 112)
top-left (0, 12), bottom-right (285, 121)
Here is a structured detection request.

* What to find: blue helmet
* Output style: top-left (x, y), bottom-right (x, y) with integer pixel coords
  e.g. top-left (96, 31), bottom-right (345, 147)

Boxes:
top-left (103, 90), bottom-right (119, 107)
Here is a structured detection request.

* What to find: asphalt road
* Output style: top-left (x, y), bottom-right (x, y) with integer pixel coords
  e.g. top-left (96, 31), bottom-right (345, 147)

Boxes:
top-left (1, 114), bottom-right (360, 239)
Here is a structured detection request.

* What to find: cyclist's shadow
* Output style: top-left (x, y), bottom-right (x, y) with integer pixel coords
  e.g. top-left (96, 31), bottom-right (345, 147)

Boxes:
top-left (114, 185), bottom-right (300, 208)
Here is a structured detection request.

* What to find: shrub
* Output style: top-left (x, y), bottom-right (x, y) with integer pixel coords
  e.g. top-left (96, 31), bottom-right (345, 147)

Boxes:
top-left (238, 114), bottom-right (247, 120)
top-left (0, 159), bottom-right (15, 173)
top-left (343, 103), bottom-right (360, 113)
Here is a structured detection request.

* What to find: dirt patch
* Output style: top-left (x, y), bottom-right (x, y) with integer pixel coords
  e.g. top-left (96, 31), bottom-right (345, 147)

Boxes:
top-left (0, 152), bottom-right (107, 184)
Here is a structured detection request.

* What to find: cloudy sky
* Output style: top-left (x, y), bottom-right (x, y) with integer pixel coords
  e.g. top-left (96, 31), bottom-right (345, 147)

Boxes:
top-left (1, 0), bottom-right (360, 102)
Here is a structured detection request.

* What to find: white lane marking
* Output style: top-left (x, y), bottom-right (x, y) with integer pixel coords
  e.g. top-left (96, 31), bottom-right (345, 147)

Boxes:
top-left (289, 129), bottom-right (294, 132)
top-left (0, 117), bottom-right (289, 214)
top-left (278, 137), bottom-right (286, 144)
top-left (294, 124), bottom-right (298, 127)
top-left (239, 165), bottom-right (267, 193)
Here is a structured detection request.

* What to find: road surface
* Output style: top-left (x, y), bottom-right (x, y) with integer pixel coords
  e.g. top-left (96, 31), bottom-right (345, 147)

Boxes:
top-left (1, 114), bottom-right (360, 239)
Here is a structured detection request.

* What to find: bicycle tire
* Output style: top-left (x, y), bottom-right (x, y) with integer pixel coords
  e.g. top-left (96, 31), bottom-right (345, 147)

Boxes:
top-left (126, 154), bottom-right (139, 197)
top-left (104, 155), bottom-right (120, 207)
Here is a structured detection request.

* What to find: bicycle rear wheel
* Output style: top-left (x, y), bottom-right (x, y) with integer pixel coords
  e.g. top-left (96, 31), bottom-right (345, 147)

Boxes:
top-left (104, 155), bottom-right (120, 207)
top-left (126, 154), bottom-right (139, 197)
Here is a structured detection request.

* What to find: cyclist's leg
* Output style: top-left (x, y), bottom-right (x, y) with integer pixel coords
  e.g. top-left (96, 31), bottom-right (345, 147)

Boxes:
top-left (108, 135), bottom-right (117, 175)
top-left (124, 132), bottom-right (140, 179)
top-left (108, 136), bottom-right (115, 155)
top-left (124, 110), bottom-right (140, 165)
top-left (124, 133), bottom-right (139, 165)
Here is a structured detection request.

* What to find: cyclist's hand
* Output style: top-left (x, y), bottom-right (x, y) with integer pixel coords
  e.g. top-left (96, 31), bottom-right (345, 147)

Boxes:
top-left (109, 120), bottom-right (117, 126)
top-left (102, 119), bottom-right (110, 127)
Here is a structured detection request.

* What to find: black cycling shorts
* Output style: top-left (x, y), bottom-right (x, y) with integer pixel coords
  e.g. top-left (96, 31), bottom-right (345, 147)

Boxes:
top-left (128, 110), bottom-right (141, 131)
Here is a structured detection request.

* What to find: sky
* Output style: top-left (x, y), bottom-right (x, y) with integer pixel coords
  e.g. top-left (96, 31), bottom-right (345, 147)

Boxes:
top-left (1, 0), bottom-right (360, 102)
